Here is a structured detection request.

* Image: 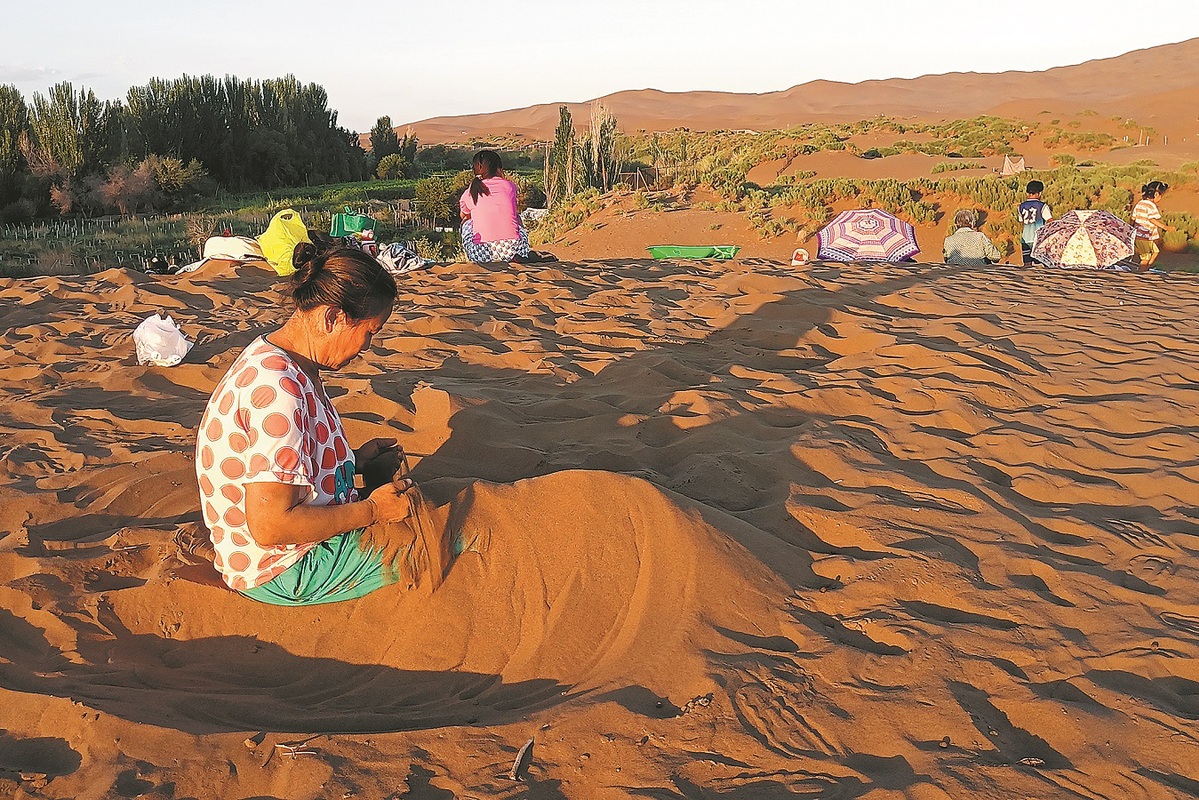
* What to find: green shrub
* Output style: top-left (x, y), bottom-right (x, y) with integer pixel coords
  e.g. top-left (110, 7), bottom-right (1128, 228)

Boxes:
top-left (411, 235), bottom-right (447, 261)
top-left (1162, 230), bottom-right (1190, 250)
top-left (708, 167), bottom-right (748, 198)
top-left (1042, 128), bottom-right (1115, 151)
top-left (931, 161), bottom-right (985, 173)
top-left (148, 156), bottom-right (213, 201)
top-left (414, 175), bottom-right (465, 224)
top-left (511, 173), bottom-right (546, 208)
top-left (0, 197), bottom-right (38, 224)
top-left (375, 154), bottom-right (410, 180)
top-left (1164, 212), bottom-right (1199, 239)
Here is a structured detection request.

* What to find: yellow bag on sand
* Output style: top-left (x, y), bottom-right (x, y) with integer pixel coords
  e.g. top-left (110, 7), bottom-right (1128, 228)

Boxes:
top-left (256, 209), bottom-right (310, 276)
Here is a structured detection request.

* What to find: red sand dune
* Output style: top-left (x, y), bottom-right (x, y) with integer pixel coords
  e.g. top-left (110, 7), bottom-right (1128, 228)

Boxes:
top-left (403, 38), bottom-right (1199, 143)
top-left (3, 258), bottom-right (1199, 798)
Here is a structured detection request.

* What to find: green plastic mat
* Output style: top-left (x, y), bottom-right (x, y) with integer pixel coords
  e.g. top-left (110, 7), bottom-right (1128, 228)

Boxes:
top-left (647, 245), bottom-right (741, 260)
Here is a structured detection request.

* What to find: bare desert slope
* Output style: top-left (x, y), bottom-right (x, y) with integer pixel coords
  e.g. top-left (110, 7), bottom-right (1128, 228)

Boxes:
top-left (403, 38), bottom-right (1199, 142)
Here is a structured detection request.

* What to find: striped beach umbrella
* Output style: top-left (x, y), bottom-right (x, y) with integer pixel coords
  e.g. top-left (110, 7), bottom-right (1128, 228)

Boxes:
top-left (817, 209), bottom-right (920, 262)
top-left (1031, 210), bottom-right (1136, 269)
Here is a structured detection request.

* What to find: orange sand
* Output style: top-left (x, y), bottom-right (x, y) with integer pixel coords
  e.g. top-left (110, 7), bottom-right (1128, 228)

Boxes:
top-left (2, 258), bottom-right (1199, 798)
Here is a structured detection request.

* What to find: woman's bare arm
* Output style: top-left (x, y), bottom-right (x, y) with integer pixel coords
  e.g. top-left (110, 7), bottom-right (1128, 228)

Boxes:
top-left (245, 480), bottom-right (413, 547)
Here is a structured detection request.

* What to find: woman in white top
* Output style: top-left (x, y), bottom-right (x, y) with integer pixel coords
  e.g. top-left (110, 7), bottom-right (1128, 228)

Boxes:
top-left (195, 240), bottom-right (421, 603)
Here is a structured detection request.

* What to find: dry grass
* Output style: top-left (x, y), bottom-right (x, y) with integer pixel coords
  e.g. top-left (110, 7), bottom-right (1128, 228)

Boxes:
top-left (184, 214), bottom-right (218, 253)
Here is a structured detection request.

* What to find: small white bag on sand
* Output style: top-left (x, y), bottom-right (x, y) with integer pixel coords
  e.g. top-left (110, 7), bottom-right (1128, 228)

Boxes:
top-left (133, 313), bottom-right (192, 367)
top-left (377, 241), bottom-right (428, 275)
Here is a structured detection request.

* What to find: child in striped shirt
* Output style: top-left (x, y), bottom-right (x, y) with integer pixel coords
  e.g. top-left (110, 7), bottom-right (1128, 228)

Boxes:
top-left (1132, 181), bottom-right (1175, 270)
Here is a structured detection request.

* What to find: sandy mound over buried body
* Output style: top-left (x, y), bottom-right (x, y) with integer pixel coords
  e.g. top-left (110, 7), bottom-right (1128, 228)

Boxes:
top-left (7, 471), bottom-right (789, 735)
top-left (2, 258), bottom-right (1199, 798)
top-left (0, 466), bottom-right (816, 799)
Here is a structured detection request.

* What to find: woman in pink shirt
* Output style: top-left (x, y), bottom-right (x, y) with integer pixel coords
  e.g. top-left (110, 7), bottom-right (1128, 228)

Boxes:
top-left (458, 150), bottom-right (531, 263)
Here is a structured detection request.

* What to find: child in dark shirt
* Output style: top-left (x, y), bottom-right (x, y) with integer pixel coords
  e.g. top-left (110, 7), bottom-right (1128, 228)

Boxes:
top-left (1017, 180), bottom-right (1053, 266)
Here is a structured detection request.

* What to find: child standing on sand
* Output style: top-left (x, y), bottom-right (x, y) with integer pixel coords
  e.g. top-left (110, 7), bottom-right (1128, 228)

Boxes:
top-left (1132, 181), bottom-right (1176, 270)
top-left (1018, 180), bottom-right (1053, 266)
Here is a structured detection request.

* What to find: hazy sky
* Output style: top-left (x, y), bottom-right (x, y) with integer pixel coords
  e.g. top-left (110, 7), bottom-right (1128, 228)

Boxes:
top-left (4, 0), bottom-right (1198, 132)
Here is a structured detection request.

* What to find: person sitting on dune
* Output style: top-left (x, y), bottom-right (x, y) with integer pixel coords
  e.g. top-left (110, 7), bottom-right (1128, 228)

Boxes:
top-left (943, 208), bottom-right (1002, 267)
top-left (458, 149), bottom-right (532, 264)
top-left (195, 240), bottom-right (420, 604)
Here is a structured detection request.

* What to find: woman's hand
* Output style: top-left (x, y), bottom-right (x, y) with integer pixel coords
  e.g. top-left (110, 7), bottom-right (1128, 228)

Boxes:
top-left (356, 437), bottom-right (399, 465)
top-left (368, 475), bottom-right (416, 524)
top-left (357, 437), bottom-right (404, 494)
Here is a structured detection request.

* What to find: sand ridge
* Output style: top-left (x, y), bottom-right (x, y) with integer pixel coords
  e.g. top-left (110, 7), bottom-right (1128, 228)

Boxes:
top-left (1, 258), bottom-right (1199, 798)
top-left (403, 38), bottom-right (1199, 145)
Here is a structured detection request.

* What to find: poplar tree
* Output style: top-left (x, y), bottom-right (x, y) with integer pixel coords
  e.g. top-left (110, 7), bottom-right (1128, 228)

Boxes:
top-left (0, 85), bottom-right (29, 177)
top-left (370, 116), bottom-right (401, 160)
top-left (545, 106), bottom-right (575, 209)
top-left (582, 102), bottom-right (620, 193)
top-left (28, 82), bottom-right (105, 175)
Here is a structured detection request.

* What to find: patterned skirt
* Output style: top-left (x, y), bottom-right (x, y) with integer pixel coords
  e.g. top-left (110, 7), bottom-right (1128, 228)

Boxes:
top-left (461, 218), bottom-right (531, 263)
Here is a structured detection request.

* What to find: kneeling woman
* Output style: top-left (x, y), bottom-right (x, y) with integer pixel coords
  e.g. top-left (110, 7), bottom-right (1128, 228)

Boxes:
top-left (459, 149), bottom-right (530, 263)
top-left (195, 241), bottom-right (419, 604)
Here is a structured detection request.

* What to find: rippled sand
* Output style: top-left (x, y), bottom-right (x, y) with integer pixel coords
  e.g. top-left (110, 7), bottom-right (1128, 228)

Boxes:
top-left (1, 258), bottom-right (1197, 799)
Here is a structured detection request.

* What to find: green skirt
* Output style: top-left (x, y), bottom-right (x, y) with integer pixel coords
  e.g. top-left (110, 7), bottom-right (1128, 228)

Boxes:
top-left (240, 525), bottom-right (475, 606)
top-left (240, 529), bottom-right (401, 606)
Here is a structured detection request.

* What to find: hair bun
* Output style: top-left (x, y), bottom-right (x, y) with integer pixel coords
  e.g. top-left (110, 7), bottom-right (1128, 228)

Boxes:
top-left (287, 245), bottom-right (398, 321)
top-left (290, 240), bottom-right (323, 286)
top-left (293, 240), bottom-right (318, 266)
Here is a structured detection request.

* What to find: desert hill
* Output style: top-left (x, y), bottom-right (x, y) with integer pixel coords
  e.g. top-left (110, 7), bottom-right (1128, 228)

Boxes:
top-left (402, 37), bottom-right (1199, 143)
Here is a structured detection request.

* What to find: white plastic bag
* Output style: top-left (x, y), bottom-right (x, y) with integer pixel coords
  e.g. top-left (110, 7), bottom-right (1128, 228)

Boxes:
top-left (133, 313), bottom-right (192, 367)
top-left (377, 241), bottom-right (428, 275)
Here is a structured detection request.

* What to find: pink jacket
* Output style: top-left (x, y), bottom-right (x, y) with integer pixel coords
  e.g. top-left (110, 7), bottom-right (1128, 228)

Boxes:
top-left (459, 177), bottom-right (520, 243)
